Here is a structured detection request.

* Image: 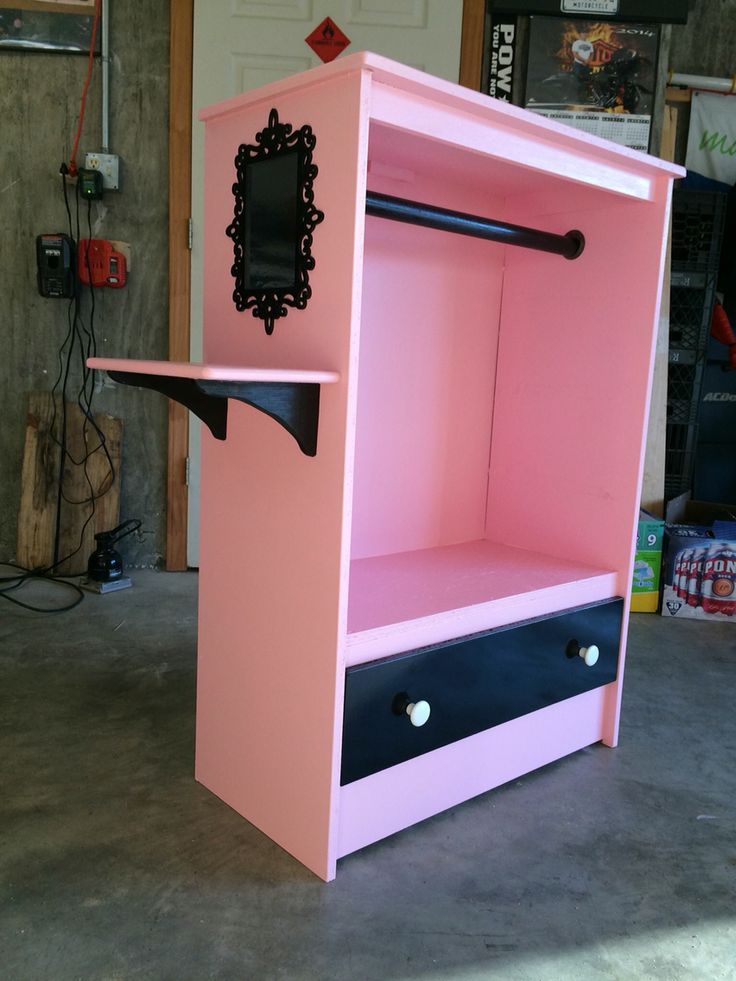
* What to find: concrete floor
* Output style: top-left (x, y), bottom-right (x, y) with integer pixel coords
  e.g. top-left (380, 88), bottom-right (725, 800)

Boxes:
top-left (1, 570), bottom-right (735, 981)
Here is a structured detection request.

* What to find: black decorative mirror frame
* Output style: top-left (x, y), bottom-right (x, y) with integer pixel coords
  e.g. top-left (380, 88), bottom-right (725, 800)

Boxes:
top-left (226, 108), bottom-right (324, 335)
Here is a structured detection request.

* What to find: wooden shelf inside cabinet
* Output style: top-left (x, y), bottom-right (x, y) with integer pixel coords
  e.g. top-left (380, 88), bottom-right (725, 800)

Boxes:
top-left (346, 540), bottom-right (618, 665)
top-left (87, 358), bottom-right (340, 456)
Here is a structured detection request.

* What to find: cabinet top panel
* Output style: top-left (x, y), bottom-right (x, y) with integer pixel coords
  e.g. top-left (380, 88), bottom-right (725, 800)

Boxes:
top-left (199, 51), bottom-right (683, 182)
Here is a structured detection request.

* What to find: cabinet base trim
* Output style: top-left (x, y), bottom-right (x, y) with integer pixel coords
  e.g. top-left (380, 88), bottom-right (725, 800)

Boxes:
top-left (337, 684), bottom-right (611, 860)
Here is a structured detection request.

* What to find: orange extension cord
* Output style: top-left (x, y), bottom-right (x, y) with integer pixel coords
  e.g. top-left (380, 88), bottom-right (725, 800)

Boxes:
top-left (67, 0), bottom-right (102, 178)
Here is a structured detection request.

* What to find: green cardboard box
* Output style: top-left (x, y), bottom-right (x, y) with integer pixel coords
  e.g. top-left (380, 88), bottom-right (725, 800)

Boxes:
top-left (631, 509), bottom-right (664, 613)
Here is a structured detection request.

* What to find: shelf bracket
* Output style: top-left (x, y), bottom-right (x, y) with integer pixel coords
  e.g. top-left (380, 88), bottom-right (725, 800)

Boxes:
top-left (197, 379), bottom-right (321, 457)
top-left (107, 371), bottom-right (322, 456)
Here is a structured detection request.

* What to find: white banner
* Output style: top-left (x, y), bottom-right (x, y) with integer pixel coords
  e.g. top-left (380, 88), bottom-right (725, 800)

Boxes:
top-left (686, 91), bottom-right (736, 185)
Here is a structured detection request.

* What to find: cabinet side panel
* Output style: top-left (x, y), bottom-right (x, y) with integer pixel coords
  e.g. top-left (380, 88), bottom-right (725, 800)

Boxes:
top-left (486, 188), bottom-right (672, 579)
top-left (203, 77), bottom-right (365, 371)
top-left (486, 184), bottom-right (673, 745)
top-left (195, 73), bottom-right (369, 881)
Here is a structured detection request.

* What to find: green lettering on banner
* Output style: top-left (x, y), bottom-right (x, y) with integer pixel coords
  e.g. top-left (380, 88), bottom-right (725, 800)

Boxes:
top-left (699, 130), bottom-right (736, 156)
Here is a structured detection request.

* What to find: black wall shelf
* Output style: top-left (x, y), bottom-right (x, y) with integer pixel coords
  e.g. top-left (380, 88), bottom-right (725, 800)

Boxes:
top-left (88, 359), bottom-right (340, 458)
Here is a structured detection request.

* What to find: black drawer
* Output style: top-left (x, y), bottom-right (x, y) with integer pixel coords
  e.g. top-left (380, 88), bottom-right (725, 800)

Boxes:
top-left (341, 598), bottom-right (623, 785)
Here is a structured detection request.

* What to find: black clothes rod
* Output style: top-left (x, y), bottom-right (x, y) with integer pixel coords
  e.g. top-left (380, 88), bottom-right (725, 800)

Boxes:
top-left (365, 191), bottom-right (585, 260)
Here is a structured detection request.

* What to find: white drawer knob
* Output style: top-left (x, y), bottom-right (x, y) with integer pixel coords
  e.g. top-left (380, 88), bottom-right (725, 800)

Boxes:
top-left (406, 700), bottom-right (431, 727)
top-left (579, 644), bottom-right (599, 667)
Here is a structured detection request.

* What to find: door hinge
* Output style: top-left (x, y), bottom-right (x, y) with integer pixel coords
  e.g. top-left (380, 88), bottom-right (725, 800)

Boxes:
top-left (187, 217), bottom-right (193, 251)
top-left (185, 456), bottom-right (191, 486)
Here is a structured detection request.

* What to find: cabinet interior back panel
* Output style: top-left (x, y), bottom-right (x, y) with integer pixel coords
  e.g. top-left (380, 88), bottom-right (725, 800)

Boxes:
top-left (487, 196), bottom-right (669, 574)
top-left (350, 213), bottom-right (504, 561)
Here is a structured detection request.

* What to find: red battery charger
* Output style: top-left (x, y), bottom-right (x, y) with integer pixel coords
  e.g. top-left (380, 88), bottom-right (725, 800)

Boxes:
top-left (77, 239), bottom-right (127, 288)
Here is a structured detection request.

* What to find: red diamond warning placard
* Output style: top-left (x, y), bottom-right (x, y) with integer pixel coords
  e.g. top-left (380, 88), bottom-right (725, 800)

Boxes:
top-left (305, 17), bottom-right (350, 64)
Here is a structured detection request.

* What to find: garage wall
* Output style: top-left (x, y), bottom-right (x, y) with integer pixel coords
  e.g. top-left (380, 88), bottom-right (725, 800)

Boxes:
top-left (0, 1), bottom-right (731, 572)
top-left (666, 1), bottom-right (736, 169)
top-left (0, 0), bottom-right (169, 569)
top-left (670, 0), bottom-right (736, 78)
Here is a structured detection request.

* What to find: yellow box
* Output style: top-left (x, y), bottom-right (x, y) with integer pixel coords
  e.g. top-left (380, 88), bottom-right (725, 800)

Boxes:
top-left (631, 590), bottom-right (659, 613)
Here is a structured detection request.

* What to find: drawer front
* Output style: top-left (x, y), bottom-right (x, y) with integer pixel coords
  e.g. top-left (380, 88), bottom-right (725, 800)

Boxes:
top-left (341, 598), bottom-right (623, 785)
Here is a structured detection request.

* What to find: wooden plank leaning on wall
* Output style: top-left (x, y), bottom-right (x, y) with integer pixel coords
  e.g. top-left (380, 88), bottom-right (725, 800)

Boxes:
top-left (17, 394), bottom-right (122, 576)
top-left (165, 0), bottom-right (485, 568)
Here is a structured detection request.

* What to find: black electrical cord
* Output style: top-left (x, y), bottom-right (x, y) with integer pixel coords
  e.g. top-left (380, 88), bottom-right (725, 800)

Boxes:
top-left (3, 169), bottom-right (118, 614)
top-left (51, 176), bottom-right (114, 546)
top-left (0, 564), bottom-right (84, 614)
top-left (56, 193), bottom-right (115, 505)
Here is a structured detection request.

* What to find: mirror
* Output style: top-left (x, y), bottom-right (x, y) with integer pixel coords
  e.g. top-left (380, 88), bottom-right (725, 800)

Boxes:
top-left (227, 108), bottom-right (324, 335)
top-left (243, 152), bottom-right (299, 291)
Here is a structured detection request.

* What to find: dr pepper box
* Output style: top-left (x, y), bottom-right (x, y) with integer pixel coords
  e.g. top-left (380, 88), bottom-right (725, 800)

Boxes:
top-left (661, 496), bottom-right (736, 622)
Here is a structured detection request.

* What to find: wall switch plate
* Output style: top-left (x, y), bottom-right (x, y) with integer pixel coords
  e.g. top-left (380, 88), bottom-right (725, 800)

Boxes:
top-left (84, 152), bottom-right (121, 191)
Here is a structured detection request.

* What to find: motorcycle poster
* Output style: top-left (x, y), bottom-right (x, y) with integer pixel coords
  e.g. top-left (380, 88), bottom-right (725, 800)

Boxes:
top-left (524, 17), bottom-right (659, 152)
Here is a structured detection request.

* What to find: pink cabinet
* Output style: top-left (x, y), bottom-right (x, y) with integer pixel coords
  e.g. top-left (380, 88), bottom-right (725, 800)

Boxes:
top-left (91, 53), bottom-right (682, 880)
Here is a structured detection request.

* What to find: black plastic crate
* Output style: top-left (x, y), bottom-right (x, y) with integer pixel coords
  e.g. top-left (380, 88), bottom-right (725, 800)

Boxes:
top-left (667, 361), bottom-right (705, 425)
top-left (670, 270), bottom-right (707, 288)
top-left (669, 273), bottom-right (717, 354)
top-left (671, 189), bottom-right (727, 274)
top-left (694, 441), bottom-right (736, 503)
top-left (697, 358), bottom-right (736, 441)
top-left (668, 190), bottom-right (725, 359)
top-left (665, 421), bottom-right (700, 499)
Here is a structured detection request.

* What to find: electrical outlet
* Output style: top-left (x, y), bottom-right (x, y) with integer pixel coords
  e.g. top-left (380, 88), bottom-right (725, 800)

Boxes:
top-left (84, 152), bottom-right (121, 191)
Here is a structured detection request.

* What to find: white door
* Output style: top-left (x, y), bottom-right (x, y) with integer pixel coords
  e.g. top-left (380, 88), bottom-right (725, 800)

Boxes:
top-left (188, 0), bottom-right (465, 565)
